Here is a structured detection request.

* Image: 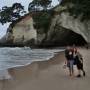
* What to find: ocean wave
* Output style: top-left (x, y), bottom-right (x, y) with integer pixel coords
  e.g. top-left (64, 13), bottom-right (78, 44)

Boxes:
top-left (0, 47), bottom-right (64, 70)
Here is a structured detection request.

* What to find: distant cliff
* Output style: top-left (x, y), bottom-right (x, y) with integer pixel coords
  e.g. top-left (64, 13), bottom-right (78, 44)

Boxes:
top-left (1, 3), bottom-right (90, 47)
top-left (0, 14), bottom-right (37, 46)
top-left (44, 5), bottom-right (90, 46)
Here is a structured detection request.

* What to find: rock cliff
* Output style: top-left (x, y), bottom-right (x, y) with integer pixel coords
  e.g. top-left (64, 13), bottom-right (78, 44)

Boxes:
top-left (43, 5), bottom-right (90, 46)
top-left (0, 14), bottom-right (37, 46)
top-left (44, 15), bottom-right (89, 46)
top-left (1, 4), bottom-right (90, 47)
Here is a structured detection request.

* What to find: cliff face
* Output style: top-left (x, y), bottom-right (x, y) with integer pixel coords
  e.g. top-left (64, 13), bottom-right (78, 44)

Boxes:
top-left (50, 10), bottom-right (90, 43)
top-left (12, 16), bottom-right (37, 45)
top-left (2, 15), bottom-right (37, 46)
top-left (2, 4), bottom-right (90, 47)
top-left (45, 13), bottom-right (89, 45)
top-left (43, 6), bottom-right (90, 46)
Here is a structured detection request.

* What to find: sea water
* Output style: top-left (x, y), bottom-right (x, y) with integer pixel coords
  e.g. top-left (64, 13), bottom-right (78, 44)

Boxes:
top-left (0, 47), bottom-right (64, 79)
top-left (0, 47), bottom-right (64, 70)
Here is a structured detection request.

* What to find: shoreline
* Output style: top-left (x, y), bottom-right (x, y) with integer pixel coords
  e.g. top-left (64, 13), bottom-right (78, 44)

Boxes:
top-left (0, 51), bottom-right (65, 90)
top-left (0, 51), bottom-right (64, 81)
top-left (8, 51), bottom-right (64, 78)
top-left (0, 47), bottom-right (64, 71)
top-left (0, 48), bottom-right (90, 90)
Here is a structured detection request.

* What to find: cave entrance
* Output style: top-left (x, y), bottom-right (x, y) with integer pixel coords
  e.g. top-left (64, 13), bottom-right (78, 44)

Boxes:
top-left (40, 28), bottom-right (87, 47)
top-left (63, 30), bottom-right (87, 46)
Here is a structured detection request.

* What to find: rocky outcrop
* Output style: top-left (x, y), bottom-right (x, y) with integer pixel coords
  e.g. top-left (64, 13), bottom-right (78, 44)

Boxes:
top-left (1, 14), bottom-right (37, 46)
top-left (12, 16), bottom-right (37, 45)
top-left (1, 4), bottom-right (90, 47)
top-left (42, 5), bottom-right (90, 46)
top-left (50, 12), bottom-right (90, 43)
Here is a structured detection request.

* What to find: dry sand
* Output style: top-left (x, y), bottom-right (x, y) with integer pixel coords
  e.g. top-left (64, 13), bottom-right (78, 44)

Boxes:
top-left (0, 48), bottom-right (90, 90)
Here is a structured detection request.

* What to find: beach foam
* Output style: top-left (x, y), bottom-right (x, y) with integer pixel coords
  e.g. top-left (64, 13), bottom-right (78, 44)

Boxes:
top-left (0, 47), bottom-right (64, 80)
top-left (0, 70), bottom-right (12, 80)
top-left (0, 47), bottom-right (64, 70)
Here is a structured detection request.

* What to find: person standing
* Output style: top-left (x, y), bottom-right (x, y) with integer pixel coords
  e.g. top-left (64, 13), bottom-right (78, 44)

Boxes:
top-left (65, 46), bottom-right (75, 76)
top-left (74, 51), bottom-right (86, 77)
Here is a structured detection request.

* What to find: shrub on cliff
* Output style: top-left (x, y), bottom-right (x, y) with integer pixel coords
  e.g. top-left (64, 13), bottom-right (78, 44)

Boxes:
top-left (32, 11), bottom-right (52, 34)
top-left (28, 0), bottom-right (52, 11)
top-left (60, 0), bottom-right (90, 21)
top-left (0, 3), bottom-right (26, 25)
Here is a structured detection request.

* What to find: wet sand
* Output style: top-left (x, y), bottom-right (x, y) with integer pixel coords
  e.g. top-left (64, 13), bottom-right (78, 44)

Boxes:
top-left (0, 48), bottom-right (90, 90)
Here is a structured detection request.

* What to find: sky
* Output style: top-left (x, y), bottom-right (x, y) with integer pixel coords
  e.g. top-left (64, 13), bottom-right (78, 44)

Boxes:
top-left (0, 0), bottom-right (60, 38)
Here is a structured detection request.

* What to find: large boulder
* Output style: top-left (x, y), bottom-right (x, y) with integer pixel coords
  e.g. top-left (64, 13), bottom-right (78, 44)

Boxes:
top-left (1, 5), bottom-right (90, 47)
top-left (1, 14), bottom-right (37, 46)
top-left (42, 5), bottom-right (90, 46)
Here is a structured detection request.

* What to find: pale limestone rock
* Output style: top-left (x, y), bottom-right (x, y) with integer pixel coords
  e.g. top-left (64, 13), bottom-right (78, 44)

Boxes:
top-left (1, 5), bottom-right (90, 46)
top-left (48, 6), bottom-right (90, 43)
top-left (12, 16), bottom-right (37, 44)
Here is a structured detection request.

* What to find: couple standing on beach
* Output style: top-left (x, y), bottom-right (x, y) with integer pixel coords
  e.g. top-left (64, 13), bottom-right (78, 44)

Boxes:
top-left (65, 46), bottom-right (86, 77)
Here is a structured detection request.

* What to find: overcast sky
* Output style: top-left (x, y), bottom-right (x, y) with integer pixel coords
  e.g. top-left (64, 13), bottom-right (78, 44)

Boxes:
top-left (0, 0), bottom-right (60, 38)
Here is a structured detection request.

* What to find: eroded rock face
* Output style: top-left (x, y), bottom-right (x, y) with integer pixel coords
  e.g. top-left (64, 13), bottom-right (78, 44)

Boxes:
top-left (2, 15), bottom-right (37, 46)
top-left (1, 5), bottom-right (90, 47)
top-left (55, 13), bottom-right (89, 42)
top-left (45, 26), bottom-right (86, 46)
top-left (12, 16), bottom-right (37, 45)
top-left (43, 6), bottom-right (90, 46)
top-left (53, 5), bottom-right (90, 43)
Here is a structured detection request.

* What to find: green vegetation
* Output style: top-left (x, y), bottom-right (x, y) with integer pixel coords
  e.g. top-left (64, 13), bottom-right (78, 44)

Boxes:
top-left (33, 11), bottom-right (52, 34)
top-left (60, 0), bottom-right (90, 21)
top-left (28, 0), bottom-right (52, 11)
top-left (0, 3), bottom-right (26, 25)
top-left (28, 0), bottom-right (53, 34)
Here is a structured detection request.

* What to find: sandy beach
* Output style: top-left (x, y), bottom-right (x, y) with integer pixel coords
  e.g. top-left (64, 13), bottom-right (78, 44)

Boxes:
top-left (0, 48), bottom-right (90, 90)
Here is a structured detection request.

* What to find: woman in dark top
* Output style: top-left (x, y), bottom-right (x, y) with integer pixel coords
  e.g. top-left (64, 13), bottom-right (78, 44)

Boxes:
top-left (67, 50), bottom-right (75, 76)
top-left (65, 47), bottom-right (75, 76)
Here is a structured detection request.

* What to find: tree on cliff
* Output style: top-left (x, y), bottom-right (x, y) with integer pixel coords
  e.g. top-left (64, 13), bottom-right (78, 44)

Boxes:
top-left (28, 0), bottom-right (53, 33)
top-left (0, 3), bottom-right (26, 25)
top-left (60, 0), bottom-right (90, 21)
top-left (28, 0), bottom-right (52, 12)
